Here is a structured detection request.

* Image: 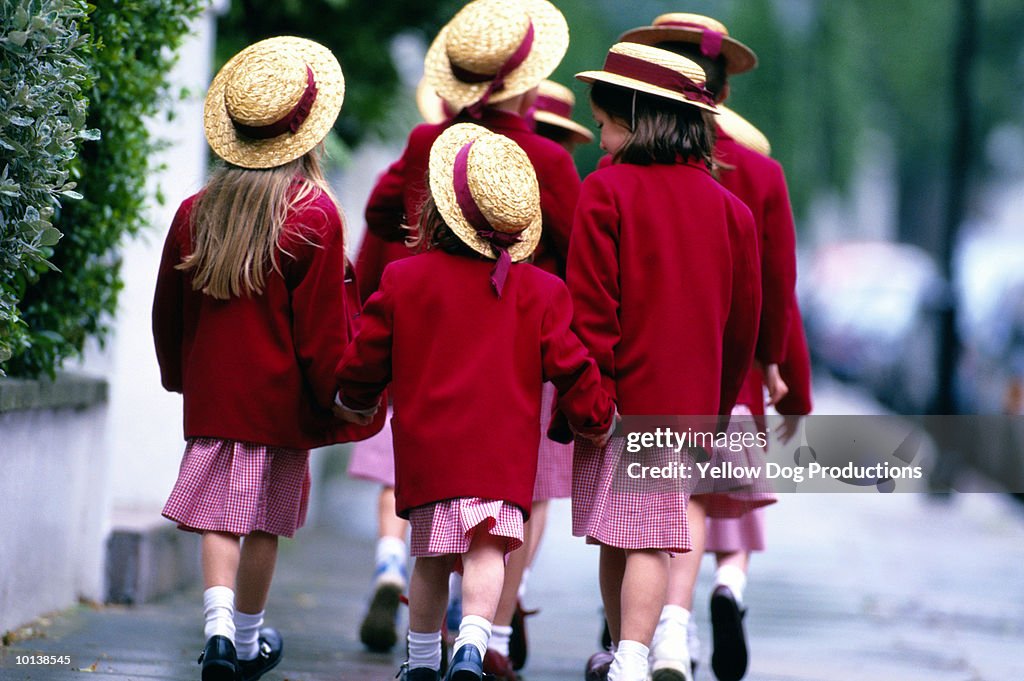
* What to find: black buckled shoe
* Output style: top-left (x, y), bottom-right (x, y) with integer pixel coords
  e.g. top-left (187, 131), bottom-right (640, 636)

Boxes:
top-left (445, 644), bottom-right (483, 681)
top-left (198, 635), bottom-right (239, 681)
top-left (710, 585), bottom-right (748, 681)
top-left (397, 662), bottom-right (442, 681)
top-left (238, 628), bottom-right (283, 681)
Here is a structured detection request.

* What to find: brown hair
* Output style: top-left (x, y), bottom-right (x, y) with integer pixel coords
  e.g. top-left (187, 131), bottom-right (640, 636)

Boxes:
top-left (408, 194), bottom-right (478, 258)
top-left (178, 147), bottom-right (344, 299)
top-left (590, 80), bottom-right (716, 169)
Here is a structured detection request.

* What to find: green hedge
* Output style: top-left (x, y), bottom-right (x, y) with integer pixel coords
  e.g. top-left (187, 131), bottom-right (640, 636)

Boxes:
top-left (0, 0), bottom-right (93, 371)
top-left (1, 0), bottom-right (203, 377)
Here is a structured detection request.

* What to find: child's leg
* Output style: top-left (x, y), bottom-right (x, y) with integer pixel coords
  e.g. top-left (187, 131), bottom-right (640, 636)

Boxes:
top-left (487, 529), bottom-right (529, 666)
top-left (202, 531), bottom-right (242, 640)
top-left (609, 548), bottom-right (669, 681)
top-left (598, 545), bottom-right (627, 646)
top-left (650, 497), bottom-right (708, 680)
top-left (362, 485), bottom-right (409, 652)
top-left (710, 550), bottom-right (750, 681)
top-left (233, 531), bottom-right (279, 663)
top-left (406, 553), bottom-right (457, 674)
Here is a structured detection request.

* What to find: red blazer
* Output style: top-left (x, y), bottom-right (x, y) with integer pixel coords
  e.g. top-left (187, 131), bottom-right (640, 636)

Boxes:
top-left (775, 302), bottom-right (813, 415)
top-left (715, 130), bottom-right (797, 367)
top-left (355, 230), bottom-right (411, 305)
top-left (335, 249), bottom-right (615, 518)
top-left (566, 160), bottom-right (761, 418)
top-left (152, 191), bottom-right (384, 449)
top-left (363, 108), bottom-right (580, 281)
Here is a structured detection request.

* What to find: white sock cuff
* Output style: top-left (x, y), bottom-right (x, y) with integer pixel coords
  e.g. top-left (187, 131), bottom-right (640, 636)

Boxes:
top-left (203, 586), bottom-right (236, 640)
top-left (456, 615), bottom-right (492, 658)
top-left (714, 564), bottom-right (748, 600)
top-left (488, 624), bottom-right (512, 656)
top-left (407, 630), bottom-right (442, 671)
top-left (616, 639), bottom-right (649, 657)
top-left (660, 604), bottom-right (691, 626)
top-left (376, 536), bottom-right (407, 563)
top-left (234, 610), bottom-right (264, 628)
top-left (204, 586), bottom-right (235, 609)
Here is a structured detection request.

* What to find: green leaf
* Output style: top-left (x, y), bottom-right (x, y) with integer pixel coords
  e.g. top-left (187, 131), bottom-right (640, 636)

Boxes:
top-left (37, 228), bottom-right (63, 247)
top-left (60, 189), bottom-right (84, 200)
top-left (7, 31), bottom-right (30, 47)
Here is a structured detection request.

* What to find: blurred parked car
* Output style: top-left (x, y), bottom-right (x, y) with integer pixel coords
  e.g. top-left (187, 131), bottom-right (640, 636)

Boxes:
top-left (800, 241), bottom-right (947, 413)
top-left (954, 230), bottom-right (1024, 415)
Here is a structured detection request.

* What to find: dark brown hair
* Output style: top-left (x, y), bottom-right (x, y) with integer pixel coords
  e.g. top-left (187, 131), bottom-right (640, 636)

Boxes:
top-left (408, 194), bottom-right (479, 258)
top-left (590, 81), bottom-right (716, 169)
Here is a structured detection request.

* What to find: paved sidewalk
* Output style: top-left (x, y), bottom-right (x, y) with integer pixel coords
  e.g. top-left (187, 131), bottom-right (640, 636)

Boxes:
top-left (2, 382), bottom-right (1023, 680)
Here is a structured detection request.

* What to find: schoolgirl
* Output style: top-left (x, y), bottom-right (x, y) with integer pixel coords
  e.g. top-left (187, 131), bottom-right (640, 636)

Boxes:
top-left (565, 42), bottom-right (762, 681)
top-left (335, 123), bottom-right (616, 681)
top-left (153, 37), bottom-right (381, 681)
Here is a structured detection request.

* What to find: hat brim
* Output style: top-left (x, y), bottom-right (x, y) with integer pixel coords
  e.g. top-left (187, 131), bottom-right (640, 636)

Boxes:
top-left (533, 110), bottom-right (594, 144)
top-left (618, 27), bottom-right (757, 75)
top-left (716, 105), bottom-right (771, 156)
top-left (204, 36), bottom-right (345, 169)
top-left (576, 70), bottom-right (719, 114)
top-left (424, 0), bottom-right (569, 111)
top-left (428, 124), bottom-right (541, 263)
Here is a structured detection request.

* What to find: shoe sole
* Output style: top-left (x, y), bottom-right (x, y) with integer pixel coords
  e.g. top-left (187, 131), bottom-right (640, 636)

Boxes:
top-left (359, 583), bottom-right (402, 652)
top-left (710, 592), bottom-right (748, 681)
top-left (650, 669), bottom-right (689, 681)
top-left (202, 660), bottom-right (238, 681)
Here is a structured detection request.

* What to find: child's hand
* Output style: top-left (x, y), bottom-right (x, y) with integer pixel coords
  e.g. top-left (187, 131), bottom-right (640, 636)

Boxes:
top-left (580, 407), bottom-right (620, 448)
top-left (332, 392), bottom-right (379, 425)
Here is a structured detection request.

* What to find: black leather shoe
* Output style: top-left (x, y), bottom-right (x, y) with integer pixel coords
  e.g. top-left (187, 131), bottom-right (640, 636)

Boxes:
top-left (398, 663), bottom-right (441, 681)
top-left (445, 644), bottom-right (483, 681)
top-left (710, 585), bottom-right (748, 681)
top-left (238, 628), bottom-right (283, 681)
top-left (584, 650), bottom-right (613, 681)
top-left (198, 635), bottom-right (239, 681)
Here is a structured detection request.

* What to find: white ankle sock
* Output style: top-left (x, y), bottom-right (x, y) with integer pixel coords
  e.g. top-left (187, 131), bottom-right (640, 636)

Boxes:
top-left (714, 565), bottom-right (748, 605)
top-left (488, 624), bottom-right (512, 657)
top-left (375, 536), bottom-right (407, 587)
top-left (687, 616), bottom-right (701, 662)
top-left (517, 567), bottom-right (531, 601)
top-left (454, 615), bottom-right (491, 659)
top-left (407, 630), bottom-right (442, 671)
top-left (234, 610), bottom-right (264, 661)
top-left (659, 604), bottom-right (691, 628)
top-left (203, 586), bottom-right (236, 641)
top-left (608, 639), bottom-right (649, 681)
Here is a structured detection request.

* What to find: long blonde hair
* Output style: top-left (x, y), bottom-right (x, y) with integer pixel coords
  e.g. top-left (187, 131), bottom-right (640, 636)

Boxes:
top-left (178, 148), bottom-right (343, 299)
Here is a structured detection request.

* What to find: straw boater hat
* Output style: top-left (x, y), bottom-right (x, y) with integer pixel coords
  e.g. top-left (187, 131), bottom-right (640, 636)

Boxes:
top-left (428, 123), bottom-right (541, 296)
top-left (204, 36), bottom-right (345, 169)
top-left (717, 105), bottom-right (771, 156)
top-left (619, 13), bottom-right (757, 75)
top-left (424, 0), bottom-right (569, 115)
top-left (576, 42), bottom-right (718, 114)
top-left (532, 80), bottom-right (593, 144)
top-left (415, 78), bottom-right (456, 125)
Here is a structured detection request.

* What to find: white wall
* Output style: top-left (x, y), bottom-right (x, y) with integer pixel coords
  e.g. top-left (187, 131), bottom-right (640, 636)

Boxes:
top-left (85, 7), bottom-right (220, 517)
top-left (0, 403), bottom-right (108, 632)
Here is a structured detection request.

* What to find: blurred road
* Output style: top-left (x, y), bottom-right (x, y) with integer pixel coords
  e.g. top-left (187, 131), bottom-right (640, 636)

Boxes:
top-left (2, 378), bottom-right (1022, 680)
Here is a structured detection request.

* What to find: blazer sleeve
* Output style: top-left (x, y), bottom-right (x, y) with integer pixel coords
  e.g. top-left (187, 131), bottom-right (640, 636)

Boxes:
top-left (540, 281), bottom-right (615, 436)
top-left (335, 265), bottom-right (396, 411)
top-left (364, 153), bottom-right (409, 243)
top-left (565, 176), bottom-right (621, 403)
top-left (775, 301), bottom-right (813, 415)
top-left (754, 161), bottom-right (797, 365)
top-left (152, 202), bottom-right (188, 393)
top-left (537, 148), bottom-right (581, 269)
top-left (719, 201), bottom-right (762, 418)
top-left (285, 200), bottom-right (353, 411)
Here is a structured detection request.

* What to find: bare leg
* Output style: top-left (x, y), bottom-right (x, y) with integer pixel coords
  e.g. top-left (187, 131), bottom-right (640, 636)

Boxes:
top-left (618, 549), bottom-right (669, 645)
top-left (598, 545), bottom-right (627, 645)
top-left (714, 550), bottom-right (749, 573)
top-left (203, 531), bottom-right (241, 589)
top-left (492, 534), bottom-right (529, 627)
top-left (408, 554), bottom-right (457, 633)
top-left (523, 500), bottom-right (549, 567)
top-left (664, 497), bottom-right (708, 609)
top-left (460, 531), bottom-right (507, 621)
top-left (379, 485), bottom-right (409, 540)
top-left (235, 531), bottom-right (279, 613)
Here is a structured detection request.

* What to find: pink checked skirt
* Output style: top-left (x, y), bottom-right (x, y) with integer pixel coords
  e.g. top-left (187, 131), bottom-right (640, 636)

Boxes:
top-left (692, 406), bottom-right (777, 519)
top-left (705, 508), bottom-right (767, 553)
top-left (162, 438), bottom-right (310, 538)
top-left (346, 406), bottom-right (395, 486)
top-left (408, 498), bottom-right (525, 558)
top-left (572, 436), bottom-right (693, 553)
top-left (534, 382), bottom-right (573, 501)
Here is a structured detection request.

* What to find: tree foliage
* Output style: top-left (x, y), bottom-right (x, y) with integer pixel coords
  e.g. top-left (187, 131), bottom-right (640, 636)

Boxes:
top-left (4, 0), bottom-right (204, 377)
top-left (0, 0), bottom-right (92, 372)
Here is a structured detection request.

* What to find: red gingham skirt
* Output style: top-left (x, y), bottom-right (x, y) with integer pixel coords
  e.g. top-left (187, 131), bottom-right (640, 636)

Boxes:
top-left (693, 406), bottom-right (777, 519)
top-left (572, 436), bottom-right (693, 553)
top-left (534, 382), bottom-right (573, 501)
top-left (705, 508), bottom-right (767, 553)
top-left (162, 438), bottom-right (310, 538)
top-left (346, 406), bottom-right (395, 486)
top-left (408, 498), bottom-right (525, 558)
